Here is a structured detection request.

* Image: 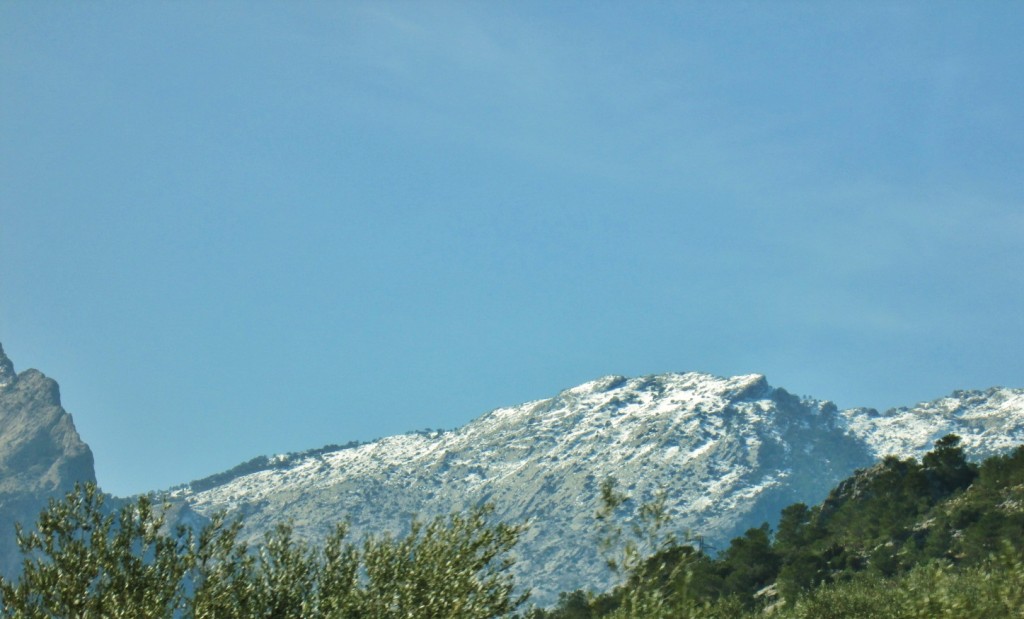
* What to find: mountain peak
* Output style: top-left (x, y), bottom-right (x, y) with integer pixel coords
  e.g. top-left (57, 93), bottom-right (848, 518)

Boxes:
top-left (0, 344), bottom-right (15, 390)
top-left (0, 353), bottom-right (93, 495)
top-left (558, 371), bottom-right (770, 403)
top-left (171, 370), bottom-right (1024, 603)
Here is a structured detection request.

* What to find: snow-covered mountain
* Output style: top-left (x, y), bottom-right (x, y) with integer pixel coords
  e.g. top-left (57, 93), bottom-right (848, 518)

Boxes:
top-left (167, 372), bottom-right (1024, 604)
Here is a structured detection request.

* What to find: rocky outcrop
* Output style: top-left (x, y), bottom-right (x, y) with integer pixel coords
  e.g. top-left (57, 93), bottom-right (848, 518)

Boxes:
top-left (0, 344), bottom-right (96, 577)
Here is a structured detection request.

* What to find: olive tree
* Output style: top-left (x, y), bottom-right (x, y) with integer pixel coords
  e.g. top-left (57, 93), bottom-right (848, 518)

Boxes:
top-left (0, 484), bottom-right (527, 619)
top-left (0, 484), bottom-right (190, 619)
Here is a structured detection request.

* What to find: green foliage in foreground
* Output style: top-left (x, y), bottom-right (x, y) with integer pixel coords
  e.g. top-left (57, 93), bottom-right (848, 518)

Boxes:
top-left (0, 484), bottom-right (524, 618)
top-left (777, 551), bottom-right (1024, 619)
top-left (528, 549), bottom-right (1024, 619)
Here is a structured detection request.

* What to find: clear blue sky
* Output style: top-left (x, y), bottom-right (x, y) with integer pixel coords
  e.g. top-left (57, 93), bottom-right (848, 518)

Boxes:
top-left (2, 2), bottom-right (1022, 496)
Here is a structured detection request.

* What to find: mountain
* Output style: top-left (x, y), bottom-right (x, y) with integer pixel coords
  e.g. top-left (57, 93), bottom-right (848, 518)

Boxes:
top-left (169, 372), bottom-right (1023, 604)
top-left (0, 345), bottom-right (1020, 604)
top-left (0, 344), bottom-right (96, 576)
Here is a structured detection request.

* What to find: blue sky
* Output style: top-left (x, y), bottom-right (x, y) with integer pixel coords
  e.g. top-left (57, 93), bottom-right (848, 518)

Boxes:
top-left (2, 2), bottom-right (1022, 496)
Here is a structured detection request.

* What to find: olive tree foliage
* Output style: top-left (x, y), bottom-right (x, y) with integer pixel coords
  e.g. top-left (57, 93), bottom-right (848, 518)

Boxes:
top-left (593, 477), bottom-right (712, 619)
top-left (0, 484), bottom-right (191, 619)
top-left (595, 477), bottom-right (675, 577)
top-left (358, 505), bottom-right (526, 619)
top-left (187, 512), bottom-right (260, 619)
top-left (0, 483), bottom-right (526, 619)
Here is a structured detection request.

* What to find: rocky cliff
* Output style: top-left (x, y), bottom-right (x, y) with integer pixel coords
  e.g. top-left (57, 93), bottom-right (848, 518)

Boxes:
top-left (0, 344), bottom-right (96, 576)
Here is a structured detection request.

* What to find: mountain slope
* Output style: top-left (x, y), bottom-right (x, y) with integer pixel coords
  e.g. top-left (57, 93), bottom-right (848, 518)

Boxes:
top-left (172, 373), bottom-right (1024, 603)
top-left (174, 373), bottom-right (877, 603)
top-left (2, 344), bottom-right (1020, 604)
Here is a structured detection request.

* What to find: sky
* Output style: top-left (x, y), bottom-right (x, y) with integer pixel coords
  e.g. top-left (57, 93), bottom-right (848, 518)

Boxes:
top-left (2, 2), bottom-right (1022, 496)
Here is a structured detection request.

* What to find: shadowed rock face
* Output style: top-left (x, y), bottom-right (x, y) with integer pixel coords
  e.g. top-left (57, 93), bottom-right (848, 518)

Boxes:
top-left (0, 344), bottom-right (96, 576)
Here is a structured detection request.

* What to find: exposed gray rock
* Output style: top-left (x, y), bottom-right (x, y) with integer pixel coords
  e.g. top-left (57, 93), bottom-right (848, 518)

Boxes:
top-left (0, 347), bottom-right (15, 391)
top-left (0, 344), bottom-right (96, 577)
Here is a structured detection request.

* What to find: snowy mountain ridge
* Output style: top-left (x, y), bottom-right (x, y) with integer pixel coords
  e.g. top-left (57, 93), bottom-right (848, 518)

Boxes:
top-left (170, 372), bottom-right (1024, 604)
top-left (840, 387), bottom-right (1024, 461)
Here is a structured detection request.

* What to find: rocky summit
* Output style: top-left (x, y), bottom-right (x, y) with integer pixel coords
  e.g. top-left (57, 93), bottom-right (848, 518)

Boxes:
top-left (0, 344), bottom-right (96, 576)
top-left (170, 372), bottom-right (1024, 604)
